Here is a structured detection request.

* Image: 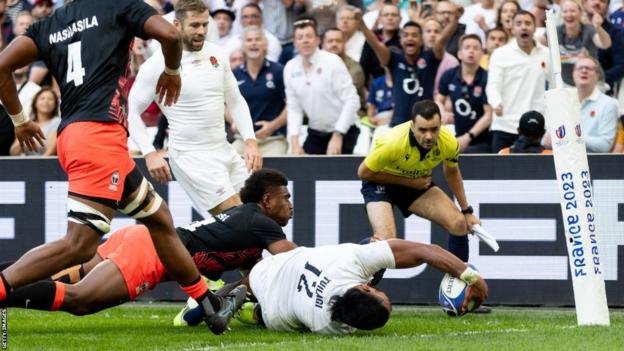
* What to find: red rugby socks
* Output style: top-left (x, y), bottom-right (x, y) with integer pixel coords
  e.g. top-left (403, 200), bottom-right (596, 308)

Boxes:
top-left (181, 276), bottom-right (222, 311)
top-left (0, 273), bottom-right (11, 301)
top-left (181, 275), bottom-right (209, 300)
top-left (51, 282), bottom-right (66, 311)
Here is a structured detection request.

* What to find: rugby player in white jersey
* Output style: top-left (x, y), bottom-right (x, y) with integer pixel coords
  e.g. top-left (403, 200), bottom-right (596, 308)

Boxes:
top-left (128, 0), bottom-right (261, 217)
top-left (247, 239), bottom-right (488, 334)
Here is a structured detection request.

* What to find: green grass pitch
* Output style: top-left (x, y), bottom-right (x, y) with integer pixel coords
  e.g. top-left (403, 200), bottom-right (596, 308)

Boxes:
top-left (4, 304), bottom-right (623, 350)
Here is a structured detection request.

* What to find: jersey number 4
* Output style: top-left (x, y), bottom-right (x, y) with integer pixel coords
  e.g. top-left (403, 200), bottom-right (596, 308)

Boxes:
top-left (67, 41), bottom-right (86, 86)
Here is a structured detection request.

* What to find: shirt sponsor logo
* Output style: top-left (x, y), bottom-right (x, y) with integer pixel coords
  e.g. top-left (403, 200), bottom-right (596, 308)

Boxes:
top-left (448, 83), bottom-right (456, 92)
top-left (237, 80), bottom-right (246, 85)
top-left (402, 77), bottom-right (423, 96)
top-left (266, 80), bottom-right (275, 89)
top-left (398, 62), bottom-right (406, 70)
top-left (48, 16), bottom-right (99, 44)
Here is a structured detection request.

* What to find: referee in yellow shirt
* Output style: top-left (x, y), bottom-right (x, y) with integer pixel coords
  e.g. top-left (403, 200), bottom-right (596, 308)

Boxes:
top-left (358, 100), bottom-right (480, 263)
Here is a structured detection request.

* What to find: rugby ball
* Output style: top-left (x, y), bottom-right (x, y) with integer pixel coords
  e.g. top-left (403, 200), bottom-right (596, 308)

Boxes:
top-left (438, 265), bottom-right (478, 317)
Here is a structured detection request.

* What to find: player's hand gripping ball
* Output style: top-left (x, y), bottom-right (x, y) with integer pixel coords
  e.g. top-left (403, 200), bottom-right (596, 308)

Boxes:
top-left (438, 264), bottom-right (480, 316)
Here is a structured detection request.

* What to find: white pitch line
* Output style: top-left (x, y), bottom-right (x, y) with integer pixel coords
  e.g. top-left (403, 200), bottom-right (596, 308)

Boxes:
top-left (179, 328), bottom-right (537, 350)
top-left (179, 323), bottom-right (587, 351)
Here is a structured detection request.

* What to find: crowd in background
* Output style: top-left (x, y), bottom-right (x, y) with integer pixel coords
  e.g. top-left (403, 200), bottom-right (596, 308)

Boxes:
top-left (0, 0), bottom-right (623, 156)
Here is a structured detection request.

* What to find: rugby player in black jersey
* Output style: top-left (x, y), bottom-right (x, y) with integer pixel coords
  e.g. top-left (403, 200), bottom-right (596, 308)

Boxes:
top-left (0, 0), bottom-right (240, 334)
top-left (0, 169), bottom-right (297, 323)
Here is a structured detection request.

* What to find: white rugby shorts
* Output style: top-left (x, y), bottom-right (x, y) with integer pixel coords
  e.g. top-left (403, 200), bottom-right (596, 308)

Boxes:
top-left (168, 144), bottom-right (248, 213)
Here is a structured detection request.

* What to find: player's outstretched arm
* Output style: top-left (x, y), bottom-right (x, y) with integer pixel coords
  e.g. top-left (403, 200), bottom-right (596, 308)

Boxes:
top-left (143, 16), bottom-right (182, 106)
top-left (0, 36), bottom-right (45, 152)
top-left (388, 240), bottom-right (465, 274)
top-left (387, 239), bottom-right (488, 311)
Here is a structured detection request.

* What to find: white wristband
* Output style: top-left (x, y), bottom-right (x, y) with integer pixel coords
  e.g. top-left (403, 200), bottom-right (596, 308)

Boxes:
top-left (164, 66), bottom-right (180, 75)
top-left (460, 267), bottom-right (481, 286)
top-left (9, 110), bottom-right (30, 127)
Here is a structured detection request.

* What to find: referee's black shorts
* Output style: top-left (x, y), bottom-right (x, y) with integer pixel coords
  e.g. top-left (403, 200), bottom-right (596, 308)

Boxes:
top-left (360, 180), bottom-right (434, 217)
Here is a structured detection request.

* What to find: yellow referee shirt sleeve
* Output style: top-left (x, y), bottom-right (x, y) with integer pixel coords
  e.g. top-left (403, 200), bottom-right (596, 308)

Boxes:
top-left (443, 136), bottom-right (460, 168)
top-left (364, 138), bottom-right (396, 172)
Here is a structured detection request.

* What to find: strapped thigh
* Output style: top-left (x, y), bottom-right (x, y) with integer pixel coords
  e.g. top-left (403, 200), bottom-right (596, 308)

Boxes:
top-left (119, 167), bottom-right (163, 219)
top-left (67, 198), bottom-right (112, 235)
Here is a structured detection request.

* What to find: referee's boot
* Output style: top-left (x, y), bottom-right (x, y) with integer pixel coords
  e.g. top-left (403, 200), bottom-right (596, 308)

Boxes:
top-left (204, 284), bottom-right (248, 335)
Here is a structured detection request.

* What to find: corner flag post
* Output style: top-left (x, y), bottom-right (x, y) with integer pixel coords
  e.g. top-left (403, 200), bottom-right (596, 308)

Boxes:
top-left (544, 9), bottom-right (609, 326)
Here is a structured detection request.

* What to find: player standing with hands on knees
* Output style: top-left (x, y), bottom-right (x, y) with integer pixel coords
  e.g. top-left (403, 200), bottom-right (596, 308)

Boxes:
top-left (0, 0), bottom-right (242, 334)
top-left (129, 0), bottom-right (261, 217)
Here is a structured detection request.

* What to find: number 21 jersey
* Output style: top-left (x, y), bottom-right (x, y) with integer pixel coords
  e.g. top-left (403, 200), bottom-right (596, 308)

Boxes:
top-left (25, 0), bottom-right (156, 133)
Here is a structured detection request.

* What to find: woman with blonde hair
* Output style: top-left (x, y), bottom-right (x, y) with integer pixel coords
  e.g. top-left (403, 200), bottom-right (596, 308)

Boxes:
top-left (542, 0), bottom-right (611, 85)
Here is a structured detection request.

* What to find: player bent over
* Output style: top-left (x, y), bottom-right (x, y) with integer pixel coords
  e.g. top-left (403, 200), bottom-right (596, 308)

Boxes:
top-left (244, 239), bottom-right (487, 334)
top-left (0, 169), bottom-right (297, 330)
top-left (359, 100), bottom-right (481, 263)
